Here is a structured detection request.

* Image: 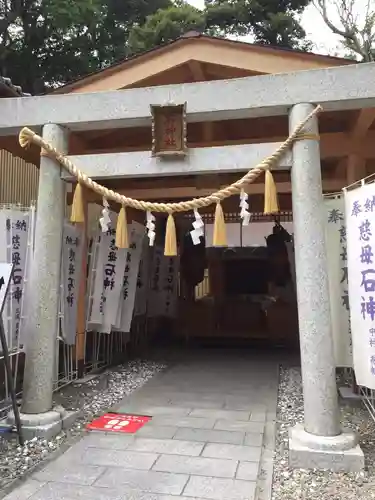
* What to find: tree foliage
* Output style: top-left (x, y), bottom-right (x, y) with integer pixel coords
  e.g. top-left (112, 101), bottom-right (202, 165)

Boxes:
top-left (0, 0), bottom-right (170, 93)
top-left (0, 0), bottom-right (312, 94)
top-left (129, 0), bottom-right (312, 54)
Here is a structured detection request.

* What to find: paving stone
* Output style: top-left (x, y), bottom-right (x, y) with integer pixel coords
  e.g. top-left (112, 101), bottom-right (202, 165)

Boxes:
top-left (183, 476), bottom-right (256, 500)
top-left (249, 411), bottom-right (267, 423)
top-left (2, 479), bottom-right (45, 500)
top-left (72, 448), bottom-right (158, 469)
top-left (224, 399), bottom-right (267, 411)
top-left (153, 454), bottom-right (238, 478)
top-left (5, 352), bottom-right (279, 500)
top-left (135, 425), bottom-right (177, 439)
top-left (188, 409), bottom-right (250, 421)
top-left (26, 482), bottom-right (127, 500)
top-left (174, 428), bottom-right (244, 445)
top-left (236, 462), bottom-right (260, 481)
top-left (158, 497), bottom-right (206, 500)
top-left (95, 468), bottom-right (189, 495)
top-left (127, 437), bottom-right (204, 456)
top-left (81, 432), bottom-right (135, 449)
top-left (124, 396), bottom-right (172, 406)
top-left (165, 393), bottom-right (226, 404)
top-left (244, 433), bottom-right (264, 447)
top-left (34, 463), bottom-right (106, 486)
top-left (115, 405), bottom-right (190, 417)
top-left (202, 443), bottom-right (262, 462)
top-left (151, 415), bottom-right (216, 429)
top-left (214, 419), bottom-right (265, 434)
top-left (169, 399), bottom-right (225, 409)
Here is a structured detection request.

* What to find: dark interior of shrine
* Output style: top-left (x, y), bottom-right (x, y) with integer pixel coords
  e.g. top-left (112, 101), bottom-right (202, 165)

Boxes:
top-left (152, 216), bottom-right (300, 350)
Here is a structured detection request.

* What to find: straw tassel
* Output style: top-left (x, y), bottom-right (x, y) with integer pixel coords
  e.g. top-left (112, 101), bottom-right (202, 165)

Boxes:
top-left (164, 213), bottom-right (177, 256)
top-left (70, 183), bottom-right (85, 223)
top-left (213, 202), bottom-right (227, 247)
top-left (18, 127), bottom-right (35, 149)
top-left (115, 206), bottom-right (129, 248)
top-left (264, 169), bottom-right (279, 214)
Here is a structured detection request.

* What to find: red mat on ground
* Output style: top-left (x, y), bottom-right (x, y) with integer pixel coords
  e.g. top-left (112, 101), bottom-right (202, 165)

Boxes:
top-left (86, 413), bottom-right (151, 433)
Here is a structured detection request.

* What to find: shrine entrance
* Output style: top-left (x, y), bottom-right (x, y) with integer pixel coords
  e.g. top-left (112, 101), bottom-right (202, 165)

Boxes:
top-left (143, 208), bottom-right (299, 350)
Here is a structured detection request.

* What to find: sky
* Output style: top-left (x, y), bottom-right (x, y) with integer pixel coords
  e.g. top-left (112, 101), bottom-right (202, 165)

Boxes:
top-left (186, 0), bottom-right (344, 56)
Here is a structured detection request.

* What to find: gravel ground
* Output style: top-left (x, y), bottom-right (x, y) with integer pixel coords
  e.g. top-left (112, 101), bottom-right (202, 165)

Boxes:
top-left (0, 359), bottom-right (166, 490)
top-left (272, 366), bottom-right (375, 500)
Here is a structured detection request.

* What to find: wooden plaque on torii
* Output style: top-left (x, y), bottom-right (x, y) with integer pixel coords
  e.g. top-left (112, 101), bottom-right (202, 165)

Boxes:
top-left (150, 102), bottom-right (187, 157)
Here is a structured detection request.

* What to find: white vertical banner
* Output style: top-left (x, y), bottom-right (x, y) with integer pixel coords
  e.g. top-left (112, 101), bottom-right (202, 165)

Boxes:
top-left (324, 197), bottom-right (352, 367)
top-left (89, 223), bottom-right (128, 333)
top-left (115, 222), bottom-right (145, 332)
top-left (134, 237), bottom-right (151, 317)
top-left (0, 212), bottom-right (7, 263)
top-left (89, 233), bottom-right (105, 327)
top-left (147, 246), bottom-right (166, 318)
top-left (0, 212), bottom-right (8, 346)
top-left (60, 222), bottom-right (84, 345)
top-left (160, 256), bottom-right (179, 317)
top-left (4, 210), bottom-right (30, 347)
top-left (345, 183), bottom-right (375, 388)
top-left (19, 205), bottom-right (36, 346)
top-left (86, 234), bottom-right (100, 330)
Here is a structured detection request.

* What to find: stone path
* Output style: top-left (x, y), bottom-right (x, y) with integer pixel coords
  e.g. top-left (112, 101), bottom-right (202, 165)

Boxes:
top-left (4, 350), bottom-right (279, 500)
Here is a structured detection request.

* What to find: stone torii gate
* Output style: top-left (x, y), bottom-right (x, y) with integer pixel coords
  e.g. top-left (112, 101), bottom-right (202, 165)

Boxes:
top-left (1, 61), bottom-right (374, 471)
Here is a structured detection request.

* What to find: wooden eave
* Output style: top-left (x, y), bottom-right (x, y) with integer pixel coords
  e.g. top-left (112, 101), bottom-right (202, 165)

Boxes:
top-left (52, 35), bottom-right (353, 95)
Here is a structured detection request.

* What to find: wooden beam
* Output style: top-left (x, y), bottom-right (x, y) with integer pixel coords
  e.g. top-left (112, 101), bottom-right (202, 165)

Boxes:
top-left (187, 61), bottom-right (214, 141)
top-left (69, 133), bottom-right (90, 155)
top-left (346, 154), bottom-right (367, 185)
top-left (351, 108), bottom-right (375, 141)
top-left (188, 60), bottom-right (206, 81)
top-left (343, 108), bottom-right (375, 184)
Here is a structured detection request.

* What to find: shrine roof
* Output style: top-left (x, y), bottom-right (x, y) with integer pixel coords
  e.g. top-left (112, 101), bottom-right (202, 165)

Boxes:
top-left (51, 31), bottom-right (353, 95)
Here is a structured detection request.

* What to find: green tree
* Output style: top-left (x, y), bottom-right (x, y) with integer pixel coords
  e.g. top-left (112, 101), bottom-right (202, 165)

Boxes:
top-left (129, 0), bottom-right (312, 55)
top-left (128, 4), bottom-right (206, 53)
top-left (0, 0), bottom-right (171, 93)
top-left (1, 0), bottom-right (313, 94)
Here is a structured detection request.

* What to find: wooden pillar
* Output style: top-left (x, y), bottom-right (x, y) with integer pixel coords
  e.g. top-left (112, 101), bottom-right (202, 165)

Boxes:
top-left (75, 198), bottom-right (88, 377)
top-left (346, 154), bottom-right (366, 185)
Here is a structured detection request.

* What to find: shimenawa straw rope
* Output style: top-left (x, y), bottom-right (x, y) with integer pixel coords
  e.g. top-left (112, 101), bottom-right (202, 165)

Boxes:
top-left (18, 106), bottom-right (321, 214)
top-left (18, 105), bottom-right (321, 254)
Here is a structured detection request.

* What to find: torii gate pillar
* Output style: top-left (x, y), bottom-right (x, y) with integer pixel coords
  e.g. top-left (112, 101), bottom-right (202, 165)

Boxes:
top-left (288, 103), bottom-right (364, 472)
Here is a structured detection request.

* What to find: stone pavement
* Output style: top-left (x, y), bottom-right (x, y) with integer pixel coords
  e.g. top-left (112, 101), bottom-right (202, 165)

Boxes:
top-left (4, 350), bottom-right (279, 500)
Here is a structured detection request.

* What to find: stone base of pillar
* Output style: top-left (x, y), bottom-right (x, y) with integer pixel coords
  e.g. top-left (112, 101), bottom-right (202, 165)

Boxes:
top-left (289, 423), bottom-right (364, 472)
top-left (6, 407), bottom-right (82, 441)
top-left (339, 386), bottom-right (363, 403)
